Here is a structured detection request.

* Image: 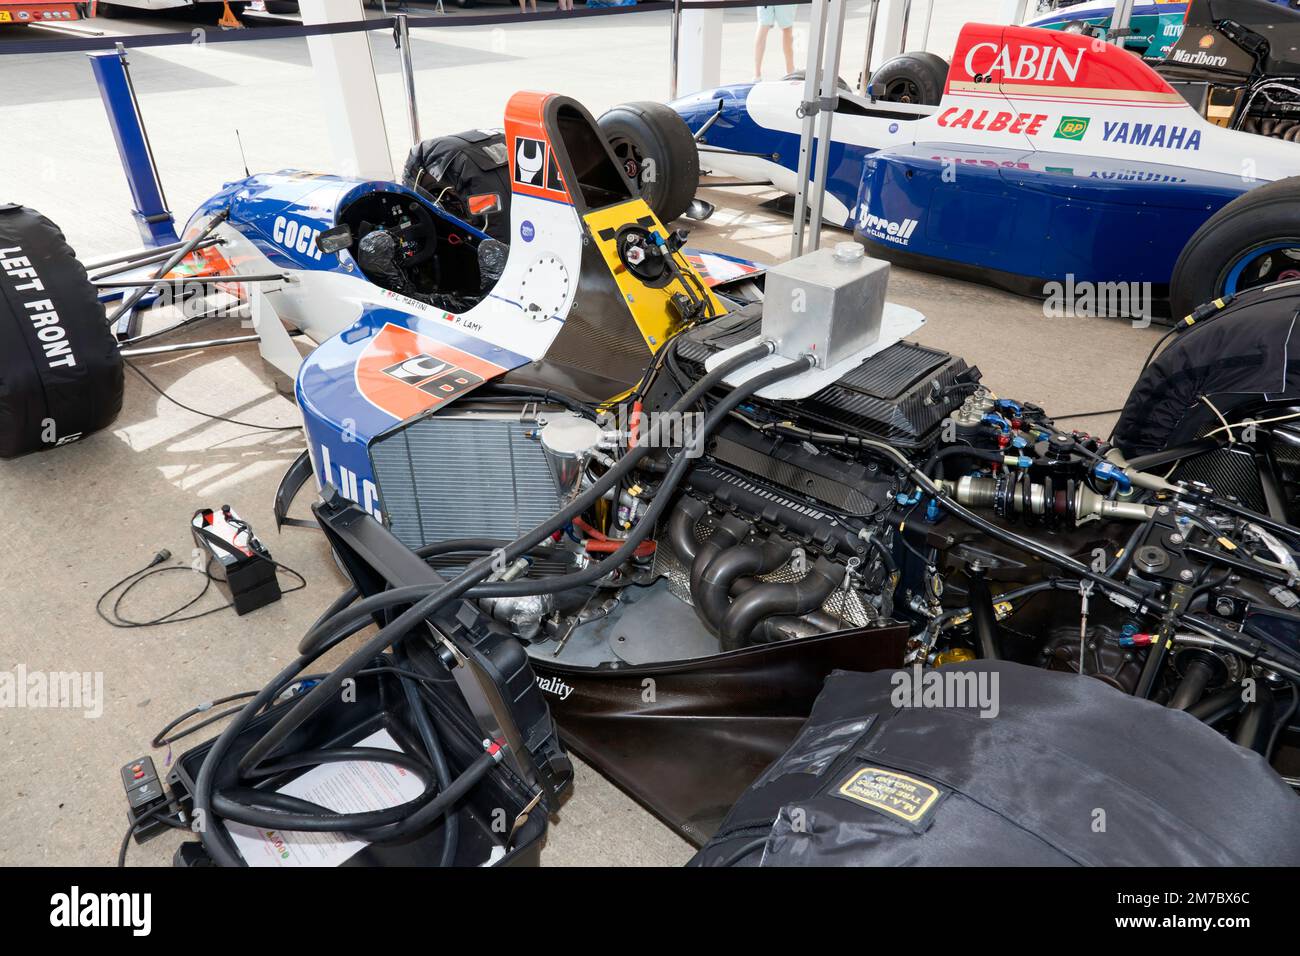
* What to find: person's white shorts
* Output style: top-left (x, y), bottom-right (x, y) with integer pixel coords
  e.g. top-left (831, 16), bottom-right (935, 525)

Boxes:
top-left (757, 4), bottom-right (796, 29)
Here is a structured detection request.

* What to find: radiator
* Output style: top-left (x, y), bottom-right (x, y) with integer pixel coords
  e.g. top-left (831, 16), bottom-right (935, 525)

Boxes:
top-left (369, 410), bottom-right (565, 551)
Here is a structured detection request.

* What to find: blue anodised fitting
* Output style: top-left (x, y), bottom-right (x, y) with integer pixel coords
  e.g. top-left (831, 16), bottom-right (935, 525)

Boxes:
top-left (995, 399), bottom-right (1022, 416)
top-left (924, 498), bottom-right (942, 523)
top-left (1011, 435), bottom-right (1029, 449)
top-left (1008, 454), bottom-right (1032, 468)
top-left (1092, 461), bottom-right (1132, 491)
top-left (982, 413), bottom-right (1011, 434)
top-left (896, 489), bottom-right (922, 506)
top-left (1121, 623), bottom-right (1139, 638)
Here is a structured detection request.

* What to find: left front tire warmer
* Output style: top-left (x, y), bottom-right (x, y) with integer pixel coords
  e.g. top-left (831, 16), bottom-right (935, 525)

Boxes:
top-left (0, 204), bottom-right (123, 458)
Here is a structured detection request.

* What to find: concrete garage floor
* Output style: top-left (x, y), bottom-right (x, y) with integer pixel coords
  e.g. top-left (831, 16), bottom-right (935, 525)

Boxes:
top-left (0, 1), bottom-right (1163, 866)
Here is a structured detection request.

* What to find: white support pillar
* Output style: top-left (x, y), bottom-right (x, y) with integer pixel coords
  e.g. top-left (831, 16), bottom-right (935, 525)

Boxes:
top-left (873, 0), bottom-right (910, 62)
top-left (675, 2), bottom-right (723, 97)
top-left (1001, 0), bottom-right (1030, 27)
top-left (299, 0), bottom-right (393, 180)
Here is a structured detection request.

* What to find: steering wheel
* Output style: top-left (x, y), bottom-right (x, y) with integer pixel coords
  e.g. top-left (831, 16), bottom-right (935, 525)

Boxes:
top-left (393, 199), bottom-right (439, 266)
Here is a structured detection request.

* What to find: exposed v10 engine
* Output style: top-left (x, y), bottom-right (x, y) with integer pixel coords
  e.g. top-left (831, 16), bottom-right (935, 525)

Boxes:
top-left (354, 243), bottom-right (1300, 787)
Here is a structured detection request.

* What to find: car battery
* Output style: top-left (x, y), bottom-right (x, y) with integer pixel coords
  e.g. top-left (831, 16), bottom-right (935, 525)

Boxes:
top-left (761, 242), bottom-right (889, 367)
top-left (191, 506), bottom-right (281, 615)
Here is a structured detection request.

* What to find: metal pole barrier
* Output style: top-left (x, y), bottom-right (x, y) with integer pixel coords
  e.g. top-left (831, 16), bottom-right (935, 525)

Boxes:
top-left (395, 13), bottom-right (421, 145)
top-left (859, 0), bottom-right (880, 96)
top-left (88, 45), bottom-right (178, 248)
top-left (898, 0), bottom-right (911, 54)
top-left (669, 0), bottom-right (682, 100)
top-left (1109, 0), bottom-right (1136, 46)
top-left (808, 0), bottom-right (847, 247)
top-left (918, 0), bottom-right (932, 52)
top-left (791, 0), bottom-right (830, 258)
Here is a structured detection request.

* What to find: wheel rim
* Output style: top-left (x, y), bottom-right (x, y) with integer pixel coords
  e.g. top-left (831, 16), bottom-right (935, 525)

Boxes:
top-left (881, 78), bottom-right (921, 103)
top-left (609, 136), bottom-right (646, 190)
top-left (1221, 239), bottom-right (1300, 296)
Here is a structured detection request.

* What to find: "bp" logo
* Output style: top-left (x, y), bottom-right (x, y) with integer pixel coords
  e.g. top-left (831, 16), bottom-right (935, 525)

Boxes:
top-left (1054, 116), bottom-right (1090, 140)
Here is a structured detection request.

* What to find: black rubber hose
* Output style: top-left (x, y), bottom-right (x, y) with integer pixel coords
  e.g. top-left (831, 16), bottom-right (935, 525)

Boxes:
top-left (689, 514), bottom-right (751, 617)
top-left (1234, 682), bottom-right (1277, 754)
top-left (205, 347), bottom-right (801, 844)
top-left (719, 557), bottom-right (841, 651)
top-left (924, 443), bottom-right (1007, 477)
top-left (695, 535), bottom-right (790, 634)
top-left (1188, 684), bottom-right (1247, 725)
top-left (666, 495), bottom-right (707, 564)
top-left (212, 747), bottom-right (497, 834)
top-left (1107, 513), bottom-right (1155, 578)
top-left (860, 528), bottom-right (898, 578)
top-left (305, 536), bottom-right (551, 642)
top-left (1135, 627), bottom-right (1171, 700)
top-left (397, 648), bottom-right (458, 866)
top-left (966, 571), bottom-right (1001, 661)
top-left (1167, 657), bottom-right (1216, 711)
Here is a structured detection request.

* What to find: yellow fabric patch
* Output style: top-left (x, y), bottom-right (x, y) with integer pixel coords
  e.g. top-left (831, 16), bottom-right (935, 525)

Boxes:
top-left (836, 767), bottom-right (942, 826)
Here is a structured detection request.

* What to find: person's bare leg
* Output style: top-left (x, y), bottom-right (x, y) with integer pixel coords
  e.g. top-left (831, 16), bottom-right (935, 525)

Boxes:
top-left (782, 26), bottom-right (795, 75)
top-left (754, 24), bottom-right (771, 81)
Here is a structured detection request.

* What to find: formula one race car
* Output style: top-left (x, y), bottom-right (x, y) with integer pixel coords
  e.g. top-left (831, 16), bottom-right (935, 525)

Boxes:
top-left (8, 89), bottom-right (1300, 865)
top-left (1026, 0), bottom-right (1204, 60)
top-left (188, 121), bottom-right (1300, 854)
top-left (668, 7), bottom-right (1300, 319)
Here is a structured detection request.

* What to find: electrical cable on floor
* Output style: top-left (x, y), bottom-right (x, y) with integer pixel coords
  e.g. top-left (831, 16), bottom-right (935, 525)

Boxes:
top-left (96, 551), bottom-right (306, 629)
top-left (117, 801), bottom-right (190, 868)
top-left (126, 360), bottom-right (302, 432)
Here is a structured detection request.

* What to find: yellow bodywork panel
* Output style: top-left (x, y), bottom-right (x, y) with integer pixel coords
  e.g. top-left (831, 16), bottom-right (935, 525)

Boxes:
top-left (582, 198), bottom-right (725, 356)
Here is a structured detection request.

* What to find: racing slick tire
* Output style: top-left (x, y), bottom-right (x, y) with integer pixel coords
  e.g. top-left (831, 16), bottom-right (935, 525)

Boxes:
top-left (599, 101), bottom-right (700, 224)
top-left (0, 204), bottom-right (123, 459)
top-left (781, 71), bottom-right (852, 92)
top-left (1169, 176), bottom-right (1300, 321)
top-left (868, 52), bottom-right (949, 105)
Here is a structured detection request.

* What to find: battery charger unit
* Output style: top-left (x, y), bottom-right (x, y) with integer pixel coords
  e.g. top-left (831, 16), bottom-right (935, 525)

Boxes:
top-left (191, 506), bottom-right (281, 615)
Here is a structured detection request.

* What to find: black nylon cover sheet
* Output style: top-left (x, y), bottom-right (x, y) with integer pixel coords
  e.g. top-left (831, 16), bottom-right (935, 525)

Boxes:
top-left (1113, 284), bottom-right (1300, 458)
top-left (692, 661), bottom-right (1300, 866)
top-left (401, 130), bottom-right (511, 244)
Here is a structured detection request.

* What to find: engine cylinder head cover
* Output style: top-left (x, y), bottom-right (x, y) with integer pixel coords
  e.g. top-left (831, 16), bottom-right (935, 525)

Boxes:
top-left (540, 414), bottom-right (604, 496)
